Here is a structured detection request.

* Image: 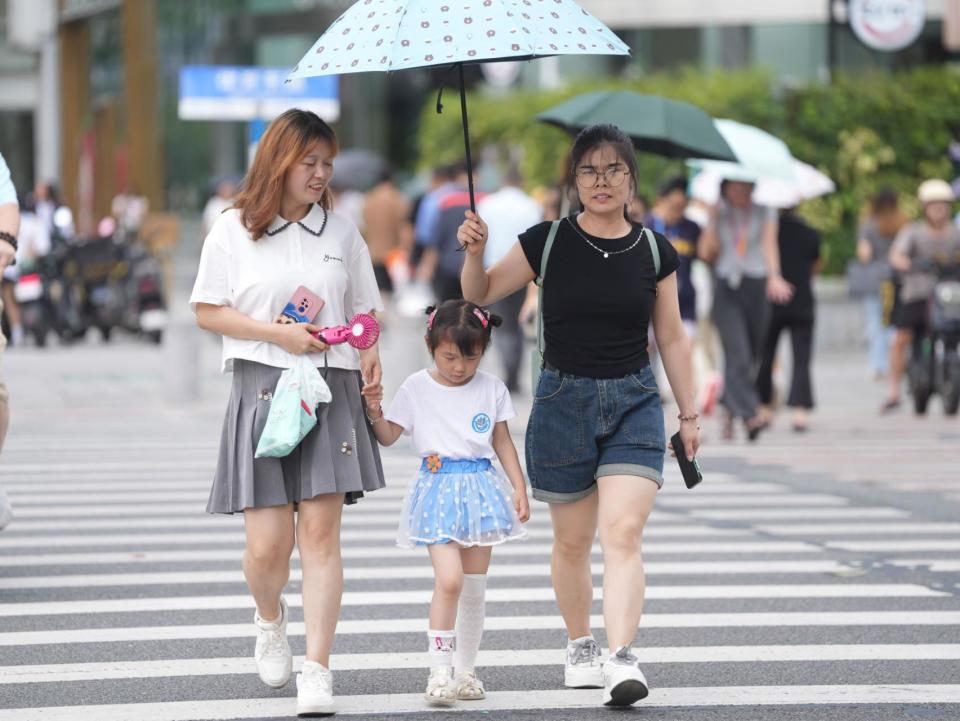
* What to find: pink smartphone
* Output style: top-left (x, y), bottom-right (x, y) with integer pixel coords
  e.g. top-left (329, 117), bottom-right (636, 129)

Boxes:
top-left (277, 286), bottom-right (324, 324)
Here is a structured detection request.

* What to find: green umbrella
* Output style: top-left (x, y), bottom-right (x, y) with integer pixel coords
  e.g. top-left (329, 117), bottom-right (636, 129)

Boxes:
top-left (536, 90), bottom-right (737, 161)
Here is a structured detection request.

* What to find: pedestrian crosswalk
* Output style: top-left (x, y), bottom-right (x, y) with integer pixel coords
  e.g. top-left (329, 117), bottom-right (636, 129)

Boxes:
top-left (2, 430), bottom-right (960, 720)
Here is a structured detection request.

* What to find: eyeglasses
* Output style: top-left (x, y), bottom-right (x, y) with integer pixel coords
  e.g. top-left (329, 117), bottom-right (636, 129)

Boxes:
top-left (575, 165), bottom-right (629, 188)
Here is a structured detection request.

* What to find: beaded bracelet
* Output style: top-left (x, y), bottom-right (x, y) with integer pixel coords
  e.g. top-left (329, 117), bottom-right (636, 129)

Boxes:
top-left (678, 412), bottom-right (700, 422)
top-left (365, 406), bottom-right (385, 424)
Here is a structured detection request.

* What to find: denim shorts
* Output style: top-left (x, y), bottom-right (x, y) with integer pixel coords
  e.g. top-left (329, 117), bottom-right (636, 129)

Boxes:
top-left (525, 365), bottom-right (666, 504)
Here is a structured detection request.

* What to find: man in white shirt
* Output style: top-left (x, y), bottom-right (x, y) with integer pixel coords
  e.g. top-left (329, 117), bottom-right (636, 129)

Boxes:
top-left (477, 167), bottom-right (543, 392)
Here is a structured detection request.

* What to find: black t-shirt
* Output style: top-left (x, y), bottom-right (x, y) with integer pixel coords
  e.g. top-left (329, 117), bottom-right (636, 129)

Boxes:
top-left (777, 213), bottom-right (821, 316)
top-left (520, 215), bottom-right (679, 378)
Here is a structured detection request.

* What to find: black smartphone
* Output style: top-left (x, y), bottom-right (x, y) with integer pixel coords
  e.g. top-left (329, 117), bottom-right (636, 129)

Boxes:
top-left (670, 431), bottom-right (703, 489)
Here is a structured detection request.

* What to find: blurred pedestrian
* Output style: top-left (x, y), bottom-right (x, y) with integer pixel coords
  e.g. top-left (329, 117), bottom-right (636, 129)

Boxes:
top-left (646, 177), bottom-right (700, 338)
top-left (111, 182), bottom-right (149, 240)
top-left (412, 165), bottom-right (457, 264)
top-left (699, 179), bottom-right (793, 441)
top-left (362, 166), bottom-right (412, 303)
top-left (417, 162), bottom-right (484, 301)
top-left (477, 166), bottom-right (543, 391)
top-left (33, 181), bottom-right (58, 236)
top-left (851, 189), bottom-right (905, 380)
top-left (190, 109), bottom-right (385, 717)
top-left (884, 179), bottom-right (960, 412)
top-left (0, 152), bottom-right (19, 529)
top-left (2, 194), bottom-right (51, 347)
top-left (627, 192), bottom-right (649, 225)
top-left (458, 124), bottom-right (699, 708)
top-left (756, 208), bottom-right (822, 432)
top-left (202, 178), bottom-right (237, 237)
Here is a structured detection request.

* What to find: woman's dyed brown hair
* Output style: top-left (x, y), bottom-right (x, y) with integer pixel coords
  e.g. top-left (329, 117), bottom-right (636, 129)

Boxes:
top-left (233, 109), bottom-right (338, 240)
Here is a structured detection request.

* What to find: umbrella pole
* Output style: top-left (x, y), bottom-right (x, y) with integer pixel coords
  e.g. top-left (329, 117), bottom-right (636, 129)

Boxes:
top-left (457, 63), bottom-right (477, 214)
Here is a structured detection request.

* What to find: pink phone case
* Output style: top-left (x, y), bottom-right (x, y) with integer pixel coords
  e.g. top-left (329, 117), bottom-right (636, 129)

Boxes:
top-left (277, 286), bottom-right (324, 324)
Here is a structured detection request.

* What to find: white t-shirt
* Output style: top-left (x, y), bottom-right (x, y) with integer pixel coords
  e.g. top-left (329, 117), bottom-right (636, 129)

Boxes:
top-left (189, 204), bottom-right (383, 373)
top-left (478, 186), bottom-right (543, 269)
top-left (386, 369), bottom-right (516, 459)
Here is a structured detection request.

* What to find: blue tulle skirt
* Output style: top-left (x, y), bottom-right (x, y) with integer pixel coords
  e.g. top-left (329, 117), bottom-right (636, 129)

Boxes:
top-left (397, 458), bottom-right (527, 548)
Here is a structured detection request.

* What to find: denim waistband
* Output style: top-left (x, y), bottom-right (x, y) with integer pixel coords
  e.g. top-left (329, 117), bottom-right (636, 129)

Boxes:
top-left (419, 457), bottom-right (493, 474)
top-left (543, 361), bottom-right (651, 380)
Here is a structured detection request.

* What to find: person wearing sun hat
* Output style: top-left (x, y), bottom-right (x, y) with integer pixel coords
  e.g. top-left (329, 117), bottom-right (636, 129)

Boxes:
top-left (883, 179), bottom-right (960, 412)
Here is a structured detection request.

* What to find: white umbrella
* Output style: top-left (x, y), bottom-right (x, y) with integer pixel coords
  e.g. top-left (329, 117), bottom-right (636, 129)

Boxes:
top-left (688, 119), bottom-right (796, 184)
top-left (689, 159), bottom-right (836, 209)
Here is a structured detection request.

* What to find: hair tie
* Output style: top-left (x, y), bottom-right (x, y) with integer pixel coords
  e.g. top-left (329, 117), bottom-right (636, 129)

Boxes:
top-left (471, 308), bottom-right (489, 328)
top-left (427, 309), bottom-right (438, 330)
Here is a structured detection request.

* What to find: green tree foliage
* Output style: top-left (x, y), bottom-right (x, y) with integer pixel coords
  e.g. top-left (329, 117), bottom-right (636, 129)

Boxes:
top-left (416, 66), bottom-right (960, 273)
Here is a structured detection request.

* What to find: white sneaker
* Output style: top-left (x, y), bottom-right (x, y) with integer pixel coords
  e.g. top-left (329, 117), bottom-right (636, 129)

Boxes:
top-left (254, 597), bottom-right (292, 688)
top-left (424, 667), bottom-right (457, 706)
top-left (602, 646), bottom-right (649, 706)
top-left (296, 661), bottom-right (335, 717)
top-left (564, 636), bottom-right (603, 689)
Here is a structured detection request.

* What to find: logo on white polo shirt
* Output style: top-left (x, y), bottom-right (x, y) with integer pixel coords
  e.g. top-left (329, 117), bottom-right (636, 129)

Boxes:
top-left (471, 413), bottom-right (491, 433)
top-left (323, 254), bottom-right (343, 263)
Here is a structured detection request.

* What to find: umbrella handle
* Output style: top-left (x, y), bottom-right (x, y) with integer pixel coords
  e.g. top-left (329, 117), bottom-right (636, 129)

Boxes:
top-left (457, 63), bottom-right (477, 215)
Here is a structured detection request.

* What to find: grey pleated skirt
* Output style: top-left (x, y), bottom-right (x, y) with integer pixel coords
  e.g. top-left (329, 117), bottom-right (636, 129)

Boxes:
top-left (207, 359), bottom-right (386, 514)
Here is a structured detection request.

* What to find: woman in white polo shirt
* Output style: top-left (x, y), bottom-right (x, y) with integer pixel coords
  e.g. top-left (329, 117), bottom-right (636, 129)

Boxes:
top-left (190, 109), bottom-right (385, 716)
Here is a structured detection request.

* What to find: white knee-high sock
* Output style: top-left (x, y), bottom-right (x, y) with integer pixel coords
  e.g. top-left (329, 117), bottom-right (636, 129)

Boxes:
top-left (454, 573), bottom-right (488, 675)
top-left (428, 629), bottom-right (456, 671)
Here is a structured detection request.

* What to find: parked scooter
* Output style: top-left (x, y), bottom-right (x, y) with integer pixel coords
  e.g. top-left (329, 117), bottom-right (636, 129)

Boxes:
top-left (12, 258), bottom-right (54, 347)
top-left (908, 258), bottom-right (960, 415)
top-left (122, 240), bottom-right (167, 344)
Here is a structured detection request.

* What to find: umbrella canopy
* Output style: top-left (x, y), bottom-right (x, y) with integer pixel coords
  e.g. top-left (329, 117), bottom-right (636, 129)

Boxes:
top-left (536, 91), bottom-right (737, 161)
top-left (288, 0), bottom-right (630, 211)
top-left (688, 119), bottom-right (796, 184)
top-left (690, 159), bottom-right (836, 209)
top-left (329, 148), bottom-right (387, 191)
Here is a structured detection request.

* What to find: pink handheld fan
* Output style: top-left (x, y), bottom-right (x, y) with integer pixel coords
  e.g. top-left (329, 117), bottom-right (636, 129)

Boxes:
top-left (312, 313), bottom-right (380, 350)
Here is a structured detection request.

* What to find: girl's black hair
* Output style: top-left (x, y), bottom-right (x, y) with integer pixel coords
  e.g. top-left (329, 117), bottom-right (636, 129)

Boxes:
top-left (424, 299), bottom-right (502, 356)
top-left (569, 123), bottom-right (639, 222)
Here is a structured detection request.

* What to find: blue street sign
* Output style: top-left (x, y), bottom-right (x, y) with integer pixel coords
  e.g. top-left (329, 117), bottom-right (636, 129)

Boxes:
top-left (178, 66), bottom-right (339, 122)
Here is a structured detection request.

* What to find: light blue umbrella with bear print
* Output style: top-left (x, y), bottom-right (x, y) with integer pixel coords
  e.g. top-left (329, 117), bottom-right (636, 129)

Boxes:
top-left (287, 0), bottom-right (630, 212)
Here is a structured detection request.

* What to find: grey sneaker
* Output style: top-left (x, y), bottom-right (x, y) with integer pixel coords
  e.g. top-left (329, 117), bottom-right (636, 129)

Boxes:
top-left (602, 646), bottom-right (649, 706)
top-left (564, 636), bottom-right (603, 689)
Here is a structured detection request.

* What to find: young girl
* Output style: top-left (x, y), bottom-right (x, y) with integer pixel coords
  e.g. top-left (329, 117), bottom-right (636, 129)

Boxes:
top-left (190, 109), bottom-right (385, 717)
top-left (363, 299), bottom-right (530, 706)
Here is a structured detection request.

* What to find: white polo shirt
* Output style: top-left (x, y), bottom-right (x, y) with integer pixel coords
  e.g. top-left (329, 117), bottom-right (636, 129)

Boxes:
top-left (190, 204), bottom-right (383, 374)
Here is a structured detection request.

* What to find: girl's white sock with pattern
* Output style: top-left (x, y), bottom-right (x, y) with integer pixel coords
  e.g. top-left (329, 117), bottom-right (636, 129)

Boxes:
top-left (454, 573), bottom-right (488, 675)
top-left (427, 629), bottom-right (456, 671)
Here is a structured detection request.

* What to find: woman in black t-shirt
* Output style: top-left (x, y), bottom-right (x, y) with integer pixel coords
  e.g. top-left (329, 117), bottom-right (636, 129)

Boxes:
top-left (458, 124), bottom-right (699, 708)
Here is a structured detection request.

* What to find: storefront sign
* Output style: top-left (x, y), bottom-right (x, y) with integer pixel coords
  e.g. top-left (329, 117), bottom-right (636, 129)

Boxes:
top-left (178, 66), bottom-right (339, 122)
top-left (850, 0), bottom-right (926, 51)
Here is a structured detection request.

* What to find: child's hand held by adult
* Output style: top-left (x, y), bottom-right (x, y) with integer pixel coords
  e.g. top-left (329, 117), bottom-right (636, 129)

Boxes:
top-left (361, 381), bottom-right (384, 410)
top-left (514, 488), bottom-right (530, 523)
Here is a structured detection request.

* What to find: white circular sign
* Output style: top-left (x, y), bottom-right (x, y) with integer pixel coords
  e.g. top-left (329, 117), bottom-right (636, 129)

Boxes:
top-left (850, 0), bottom-right (925, 52)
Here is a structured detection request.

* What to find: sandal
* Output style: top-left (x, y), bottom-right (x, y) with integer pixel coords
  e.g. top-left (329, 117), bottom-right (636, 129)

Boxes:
top-left (424, 667), bottom-right (457, 706)
top-left (455, 671), bottom-right (485, 700)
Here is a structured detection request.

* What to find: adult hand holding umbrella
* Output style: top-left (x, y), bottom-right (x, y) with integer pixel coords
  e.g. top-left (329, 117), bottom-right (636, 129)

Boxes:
top-left (287, 0), bottom-right (630, 213)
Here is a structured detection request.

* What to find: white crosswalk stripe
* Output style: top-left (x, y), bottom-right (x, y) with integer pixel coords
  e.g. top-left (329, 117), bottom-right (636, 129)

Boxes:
top-left (1, 437), bottom-right (958, 721)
